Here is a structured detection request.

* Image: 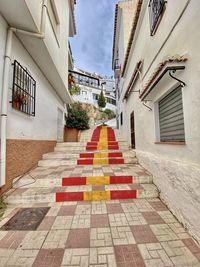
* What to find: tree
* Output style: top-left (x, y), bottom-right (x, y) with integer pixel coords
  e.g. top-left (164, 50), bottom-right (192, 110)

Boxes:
top-left (98, 90), bottom-right (106, 110)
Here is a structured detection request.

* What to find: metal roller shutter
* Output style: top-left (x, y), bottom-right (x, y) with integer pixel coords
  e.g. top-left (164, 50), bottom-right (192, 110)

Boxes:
top-left (159, 86), bottom-right (185, 141)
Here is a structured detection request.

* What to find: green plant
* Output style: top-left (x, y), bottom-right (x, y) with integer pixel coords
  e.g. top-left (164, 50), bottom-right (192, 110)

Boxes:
top-left (69, 84), bottom-right (80, 96)
top-left (98, 90), bottom-right (106, 110)
top-left (103, 108), bottom-right (116, 119)
top-left (65, 102), bottom-right (90, 130)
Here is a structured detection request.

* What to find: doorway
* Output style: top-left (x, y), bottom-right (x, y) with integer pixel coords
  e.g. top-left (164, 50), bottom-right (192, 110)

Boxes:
top-left (57, 108), bottom-right (64, 142)
top-left (130, 111), bottom-right (135, 149)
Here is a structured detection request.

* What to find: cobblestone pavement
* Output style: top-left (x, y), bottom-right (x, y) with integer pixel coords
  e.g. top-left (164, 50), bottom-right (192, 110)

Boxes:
top-left (0, 181), bottom-right (200, 266)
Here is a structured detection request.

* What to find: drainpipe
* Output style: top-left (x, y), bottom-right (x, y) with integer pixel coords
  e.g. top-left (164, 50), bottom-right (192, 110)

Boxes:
top-left (0, 0), bottom-right (47, 187)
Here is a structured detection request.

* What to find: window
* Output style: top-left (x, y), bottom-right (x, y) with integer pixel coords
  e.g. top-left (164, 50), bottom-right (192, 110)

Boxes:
top-left (12, 60), bottom-right (36, 116)
top-left (149, 0), bottom-right (165, 36)
top-left (120, 112), bottom-right (123, 125)
top-left (47, 0), bottom-right (60, 42)
top-left (93, 93), bottom-right (99, 100)
top-left (158, 86), bottom-right (185, 142)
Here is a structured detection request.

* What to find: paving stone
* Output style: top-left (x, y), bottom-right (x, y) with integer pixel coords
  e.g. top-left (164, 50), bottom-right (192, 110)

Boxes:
top-left (42, 230), bottom-right (69, 249)
top-left (142, 212), bottom-right (165, 224)
top-left (91, 202), bottom-right (107, 214)
top-left (51, 216), bottom-right (73, 230)
top-left (183, 238), bottom-right (200, 260)
top-left (114, 244), bottom-right (145, 267)
top-left (150, 224), bottom-right (179, 242)
top-left (149, 201), bottom-right (168, 211)
top-left (32, 248), bottom-right (64, 267)
top-left (131, 225), bottom-right (158, 244)
top-left (106, 204), bottom-right (123, 214)
top-left (58, 206), bottom-right (76, 216)
top-left (90, 228), bottom-right (113, 247)
top-left (62, 248), bottom-right (89, 266)
top-left (37, 216), bottom-right (56, 230)
top-left (71, 214), bottom-right (90, 228)
top-left (5, 249), bottom-right (39, 267)
top-left (66, 229), bottom-right (90, 248)
top-left (0, 231), bottom-right (27, 249)
top-left (109, 213), bottom-right (128, 227)
top-left (125, 212), bottom-right (147, 225)
top-left (19, 231), bottom-right (48, 250)
top-left (75, 204), bottom-right (91, 215)
top-left (111, 226), bottom-right (135, 245)
top-left (91, 214), bottom-right (109, 228)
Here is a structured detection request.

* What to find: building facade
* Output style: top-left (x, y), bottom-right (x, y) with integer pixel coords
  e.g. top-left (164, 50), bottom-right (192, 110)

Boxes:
top-left (0, 0), bottom-right (76, 193)
top-left (113, 0), bottom-right (200, 242)
top-left (69, 68), bottom-right (117, 112)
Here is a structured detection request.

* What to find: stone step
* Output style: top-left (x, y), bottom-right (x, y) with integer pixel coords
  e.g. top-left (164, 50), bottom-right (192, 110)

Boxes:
top-left (12, 175), bottom-right (153, 189)
top-left (5, 184), bottom-right (158, 203)
top-left (43, 150), bottom-right (136, 159)
top-left (38, 156), bottom-right (138, 167)
top-left (54, 145), bottom-right (130, 152)
top-left (56, 141), bottom-right (128, 146)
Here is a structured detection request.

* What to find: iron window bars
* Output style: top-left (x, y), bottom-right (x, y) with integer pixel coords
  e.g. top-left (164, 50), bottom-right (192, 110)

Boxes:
top-left (149, 0), bottom-right (166, 36)
top-left (12, 60), bottom-right (36, 116)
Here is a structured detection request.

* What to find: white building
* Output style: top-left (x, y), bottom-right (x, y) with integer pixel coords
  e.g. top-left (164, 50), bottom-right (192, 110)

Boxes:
top-left (0, 0), bottom-right (76, 193)
top-left (69, 68), bottom-right (117, 112)
top-left (113, 0), bottom-right (200, 242)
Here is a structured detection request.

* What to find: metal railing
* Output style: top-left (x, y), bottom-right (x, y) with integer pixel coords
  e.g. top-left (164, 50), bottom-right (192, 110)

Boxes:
top-left (149, 0), bottom-right (165, 35)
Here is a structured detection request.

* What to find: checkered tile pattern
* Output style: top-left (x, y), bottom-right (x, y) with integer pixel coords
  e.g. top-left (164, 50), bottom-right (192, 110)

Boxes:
top-left (0, 198), bottom-right (199, 266)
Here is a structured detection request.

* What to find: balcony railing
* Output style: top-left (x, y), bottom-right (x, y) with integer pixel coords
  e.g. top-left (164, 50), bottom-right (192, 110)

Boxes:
top-left (149, 0), bottom-right (165, 35)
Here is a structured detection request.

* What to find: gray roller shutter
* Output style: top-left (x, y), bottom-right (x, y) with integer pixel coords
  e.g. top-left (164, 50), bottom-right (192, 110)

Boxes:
top-left (159, 86), bottom-right (185, 141)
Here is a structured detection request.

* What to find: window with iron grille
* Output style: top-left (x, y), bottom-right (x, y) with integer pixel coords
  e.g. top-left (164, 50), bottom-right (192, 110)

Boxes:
top-left (12, 60), bottom-right (36, 116)
top-left (158, 86), bottom-right (185, 142)
top-left (149, 0), bottom-right (165, 36)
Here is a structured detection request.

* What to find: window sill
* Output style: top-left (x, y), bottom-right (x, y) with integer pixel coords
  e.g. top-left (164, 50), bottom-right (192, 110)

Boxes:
top-left (155, 141), bottom-right (186, 145)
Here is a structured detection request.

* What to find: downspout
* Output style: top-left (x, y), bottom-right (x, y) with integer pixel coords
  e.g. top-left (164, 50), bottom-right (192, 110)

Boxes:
top-left (0, 0), bottom-right (47, 187)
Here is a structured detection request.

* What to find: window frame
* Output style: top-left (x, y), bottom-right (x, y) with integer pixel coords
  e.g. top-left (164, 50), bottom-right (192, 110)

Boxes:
top-left (157, 86), bottom-right (185, 143)
top-left (12, 60), bottom-right (36, 116)
top-left (149, 0), bottom-right (166, 36)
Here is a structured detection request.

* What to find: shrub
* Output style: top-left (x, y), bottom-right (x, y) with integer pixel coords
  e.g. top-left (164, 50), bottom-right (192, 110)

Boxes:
top-left (103, 108), bottom-right (116, 119)
top-left (65, 102), bottom-right (90, 130)
top-left (69, 84), bottom-right (80, 95)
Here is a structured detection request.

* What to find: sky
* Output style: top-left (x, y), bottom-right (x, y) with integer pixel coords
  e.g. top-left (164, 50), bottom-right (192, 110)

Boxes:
top-left (70, 0), bottom-right (118, 77)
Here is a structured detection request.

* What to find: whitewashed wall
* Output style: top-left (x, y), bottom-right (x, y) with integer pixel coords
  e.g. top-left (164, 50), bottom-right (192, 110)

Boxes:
top-left (0, 14), bottom-right (65, 141)
top-left (117, 0), bottom-right (200, 242)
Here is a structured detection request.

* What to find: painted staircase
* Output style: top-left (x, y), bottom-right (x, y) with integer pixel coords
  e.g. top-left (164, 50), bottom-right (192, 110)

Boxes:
top-left (5, 126), bottom-right (159, 204)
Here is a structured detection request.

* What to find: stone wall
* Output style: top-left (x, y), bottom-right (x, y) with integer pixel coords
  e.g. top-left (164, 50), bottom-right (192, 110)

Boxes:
top-left (0, 139), bottom-right (56, 194)
top-left (136, 150), bottom-right (200, 244)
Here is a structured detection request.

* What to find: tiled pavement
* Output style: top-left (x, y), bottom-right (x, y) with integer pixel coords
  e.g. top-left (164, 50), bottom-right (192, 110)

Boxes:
top-left (0, 193), bottom-right (200, 266)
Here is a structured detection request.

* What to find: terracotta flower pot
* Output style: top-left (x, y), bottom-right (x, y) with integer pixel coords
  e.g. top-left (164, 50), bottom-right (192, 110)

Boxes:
top-left (13, 100), bottom-right (21, 110)
top-left (64, 127), bottom-right (79, 142)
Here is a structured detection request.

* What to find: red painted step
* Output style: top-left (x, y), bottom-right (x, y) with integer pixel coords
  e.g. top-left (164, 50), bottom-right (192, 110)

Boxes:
top-left (62, 175), bottom-right (133, 186)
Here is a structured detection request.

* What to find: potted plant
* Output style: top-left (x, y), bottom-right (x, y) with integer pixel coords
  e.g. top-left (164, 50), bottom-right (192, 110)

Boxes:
top-left (12, 89), bottom-right (28, 110)
top-left (64, 102), bottom-right (90, 142)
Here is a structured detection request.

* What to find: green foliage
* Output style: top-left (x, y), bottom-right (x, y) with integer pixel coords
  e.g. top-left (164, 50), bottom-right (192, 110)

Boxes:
top-left (98, 90), bottom-right (106, 109)
top-left (65, 102), bottom-right (90, 130)
top-left (103, 109), bottom-right (116, 119)
top-left (69, 84), bottom-right (81, 96)
top-left (0, 201), bottom-right (6, 209)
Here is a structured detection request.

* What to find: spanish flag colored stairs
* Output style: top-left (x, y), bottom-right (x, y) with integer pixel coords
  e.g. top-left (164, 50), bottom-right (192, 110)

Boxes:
top-left (55, 126), bottom-right (158, 202)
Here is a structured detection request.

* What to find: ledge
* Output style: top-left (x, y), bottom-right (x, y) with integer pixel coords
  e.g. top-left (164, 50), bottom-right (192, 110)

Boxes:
top-left (155, 141), bottom-right (186, 145)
